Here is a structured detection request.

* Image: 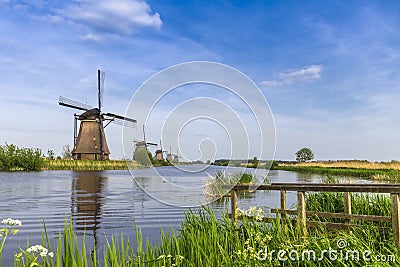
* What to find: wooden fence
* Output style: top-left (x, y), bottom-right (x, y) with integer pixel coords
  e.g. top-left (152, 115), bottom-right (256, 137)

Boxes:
top-left (227, 183), bottom-right (400, 249)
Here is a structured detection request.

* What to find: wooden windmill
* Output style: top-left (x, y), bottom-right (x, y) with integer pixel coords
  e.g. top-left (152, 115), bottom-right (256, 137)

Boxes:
top-left (59, 70), bottom-right (136, 160)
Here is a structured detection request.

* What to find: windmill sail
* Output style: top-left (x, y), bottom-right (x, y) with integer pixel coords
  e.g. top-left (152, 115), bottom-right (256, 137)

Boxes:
top-left (98, 70), bottom-right (105, 110)
top-left (59, 96), bottom-right (92, 111)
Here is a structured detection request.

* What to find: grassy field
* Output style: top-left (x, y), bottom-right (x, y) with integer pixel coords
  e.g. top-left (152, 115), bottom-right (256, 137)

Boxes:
top-left (274, 160), bottom-right (400, 181)
top-left (283, 160), bottom-right (400, 170)
top-left (42, 159), bottom-right (141, 170)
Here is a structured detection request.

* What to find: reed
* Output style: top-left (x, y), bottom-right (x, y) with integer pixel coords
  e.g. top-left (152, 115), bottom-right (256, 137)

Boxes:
top-left (42, 160), bottom-right (141, 170)
top-left (204, 171), bottom-right (270, 198)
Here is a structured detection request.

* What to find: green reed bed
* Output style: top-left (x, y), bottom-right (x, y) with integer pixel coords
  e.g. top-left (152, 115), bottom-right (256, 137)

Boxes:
top-left (2, 206), bottom-right (399, 267)
top-left (306, 192), bottom-right (391, 224)
top-left (274, 165), bottom-right (400, 181)
top-left (203, 171), bottom-right (270, 198)
top-left (42, 160), bottom-right (140, 170)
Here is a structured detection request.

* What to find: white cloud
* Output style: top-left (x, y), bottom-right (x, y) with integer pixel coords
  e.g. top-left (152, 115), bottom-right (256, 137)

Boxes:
top-left (57, 0), bottom-right (162, 35)
top-left (0, 57), bottom-right (19, 64)
top-left (260, 65), bottom-right (323, 87)
top-left (79, 33), bottom-right (103, 42)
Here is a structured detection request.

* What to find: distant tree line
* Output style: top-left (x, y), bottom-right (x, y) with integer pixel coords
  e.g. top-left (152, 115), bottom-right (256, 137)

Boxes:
top-left (0, 143), bottom-right (44, 171)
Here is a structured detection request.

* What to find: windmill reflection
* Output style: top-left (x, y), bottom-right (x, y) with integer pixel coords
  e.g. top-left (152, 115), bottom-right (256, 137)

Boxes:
top-left (71, 171), bottom-right (107, 247)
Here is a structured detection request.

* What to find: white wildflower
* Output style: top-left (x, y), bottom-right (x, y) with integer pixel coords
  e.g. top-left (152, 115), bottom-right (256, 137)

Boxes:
top-left (26, 244), bottom-right (52, 257)
top-left (1, 218), bottom-right (22, 227)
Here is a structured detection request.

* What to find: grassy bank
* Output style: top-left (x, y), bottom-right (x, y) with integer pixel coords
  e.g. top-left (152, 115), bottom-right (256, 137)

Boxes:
top-left (2, 207), bottom-right (398, 266)
top-left (42, 159), bottom-right (141, 170)
top-left (287, 160), bottom-right (400, 170)
top-left (274, 165), bottom-right (400, 181)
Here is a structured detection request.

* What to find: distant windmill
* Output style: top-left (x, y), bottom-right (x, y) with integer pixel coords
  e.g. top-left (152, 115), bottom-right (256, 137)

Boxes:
top-left (133, 125), bottom-right (157, 160)
top-left (152, 139), bottom-right (165, 161)
top-left (59, 70), bottom-right (137, 160)
top-left (172, 149), bottom-right (183, 163)
top-left (165, 146), bottom-right (182, 163)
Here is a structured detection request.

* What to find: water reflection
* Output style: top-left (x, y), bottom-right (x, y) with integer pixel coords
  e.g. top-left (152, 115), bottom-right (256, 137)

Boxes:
top-left (71, 171), bottom-right (107, 245)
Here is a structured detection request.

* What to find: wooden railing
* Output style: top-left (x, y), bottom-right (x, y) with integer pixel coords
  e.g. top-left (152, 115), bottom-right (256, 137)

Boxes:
top-left (226, 183), bottom-right (400, 249)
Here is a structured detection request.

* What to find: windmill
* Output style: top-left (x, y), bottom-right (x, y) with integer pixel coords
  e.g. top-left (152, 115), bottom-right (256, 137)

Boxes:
top-left (133, 125), bottom-right (157, 160)
top-left (59, 70), bottom-right (137, 160)
top-left (172, 149), bottom-right (183, 163)
top-left (154, 139), bottom-right (168, 161)
top-left (164, 145), bottom-right (182, 163)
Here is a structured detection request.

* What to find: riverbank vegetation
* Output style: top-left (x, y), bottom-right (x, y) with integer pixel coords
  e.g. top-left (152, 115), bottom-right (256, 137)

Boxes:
top-left (284, 160), bottom-right (400, 170)
top-left (2, 206), bottom-right (398, 266)
top-left (274, 160), bottom-right (400, 181)
top-left (204, 171), bottom-right (270, 198)
top-left (0, 143), bottom-right (43, 171)
top-left (42, 159), bottom-right (141, 170)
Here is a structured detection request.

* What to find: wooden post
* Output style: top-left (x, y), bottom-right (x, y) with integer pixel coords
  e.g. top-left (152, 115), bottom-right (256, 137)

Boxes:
top-left (344, 192), bottom-right (352, 224)
top-left (391, 193), bottom-right (400, 249)
top-left (231, 189), bottom-right (238, 227)
top-left (297, 191), bottom-right (307, 235)
top-left (281, 190), bottom-right (287, 230)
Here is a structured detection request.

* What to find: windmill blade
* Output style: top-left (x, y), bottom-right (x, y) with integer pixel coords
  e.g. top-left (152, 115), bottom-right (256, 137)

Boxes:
top-left (104, 112), bottom-right (137, 123)
top-left (146, 142), bottom-right (158, 146)
top-left (105, 112), bottom-right (137, 128)
top-left (59, 96), bottom-right (92, 111)
top-left (98, 70), bottom-right (105, 110)
top-left (109, 118), bottom-right (136, 128)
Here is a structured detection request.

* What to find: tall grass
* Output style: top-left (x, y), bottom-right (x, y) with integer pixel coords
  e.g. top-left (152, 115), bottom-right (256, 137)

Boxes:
top-left (305, 176), bottom-right (392, 226)
top-left (8, 208), bottom-right (400, 266)
top-left (42, 160), bottom-right (141, 170)
top-left (204, 171), bottom-right (270, 198)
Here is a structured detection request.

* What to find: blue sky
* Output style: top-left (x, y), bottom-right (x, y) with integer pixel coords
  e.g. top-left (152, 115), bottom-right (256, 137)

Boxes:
top-left (1, 0), bottom-right (400, 161)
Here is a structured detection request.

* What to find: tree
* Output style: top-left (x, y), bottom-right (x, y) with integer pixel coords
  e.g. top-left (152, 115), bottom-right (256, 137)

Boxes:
top-left (252, 156), bottom-right (259, 166)
top-left (62, 144), bottom-right (72, 159)
top-left (47, 149), bottom-right (55, 160)
top-left (296, 147), bottom-right (314, 162)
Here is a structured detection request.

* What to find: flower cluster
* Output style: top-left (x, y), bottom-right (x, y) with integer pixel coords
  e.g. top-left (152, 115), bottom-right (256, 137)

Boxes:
top-left (1, 218), bottom-right (22, 227)
top-left (237, 206), bottom-right (265, 221)
top-left (156, 254), bottom-right (185, 267)
top-left (26, 244), bottom-right (54, 258)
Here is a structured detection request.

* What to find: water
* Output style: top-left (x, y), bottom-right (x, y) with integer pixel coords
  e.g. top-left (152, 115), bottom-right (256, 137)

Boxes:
top-left (0, 166), bottom-right (375, 264)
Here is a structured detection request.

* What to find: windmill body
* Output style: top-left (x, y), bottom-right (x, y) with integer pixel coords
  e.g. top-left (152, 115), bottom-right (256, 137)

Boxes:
top-left (59, 70), bottom-right (136, 160)
top-left (73, 108), bottom-right (110, 160)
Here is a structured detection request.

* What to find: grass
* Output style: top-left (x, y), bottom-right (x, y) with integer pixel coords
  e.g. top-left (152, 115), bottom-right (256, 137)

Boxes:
top-left (4, 207), bottom-right (400, 266)
top-left (42, 160), bottom-right (141, 170)
top-left (274, 164), bottom-right (400, 181)
top-left (284, 160), bottom-right (400, 170)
